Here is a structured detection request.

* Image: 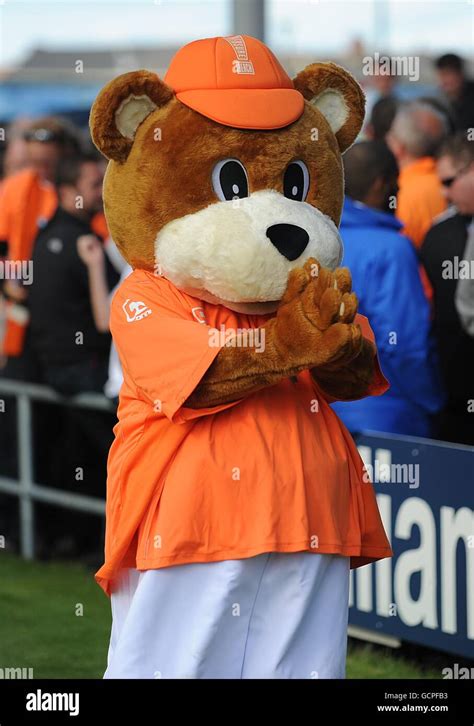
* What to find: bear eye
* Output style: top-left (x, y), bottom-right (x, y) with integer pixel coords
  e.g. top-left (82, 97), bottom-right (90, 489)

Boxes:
top-left (212, 158), bottom-right (249, 202)
top-left (283, 160), bottom-right (310, 202)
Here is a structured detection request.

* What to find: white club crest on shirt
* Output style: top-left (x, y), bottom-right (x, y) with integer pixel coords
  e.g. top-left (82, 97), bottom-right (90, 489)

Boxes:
top-left (191, 306), bottom-right (206, 324)
top-left (122, 299), bottom-right (152, 322)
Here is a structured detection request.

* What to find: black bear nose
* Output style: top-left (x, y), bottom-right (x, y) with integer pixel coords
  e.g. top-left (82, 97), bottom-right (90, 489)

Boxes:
top-left (266, 223), bottom-right (309, 261)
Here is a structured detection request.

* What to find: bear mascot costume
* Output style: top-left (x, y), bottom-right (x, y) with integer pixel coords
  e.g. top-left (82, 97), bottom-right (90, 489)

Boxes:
top-left (90, 34), bottom-right (392, 679)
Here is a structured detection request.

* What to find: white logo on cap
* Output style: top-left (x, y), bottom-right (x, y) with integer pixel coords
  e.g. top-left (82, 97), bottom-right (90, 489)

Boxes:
top-left (225, 35), bottom-right (255, 75)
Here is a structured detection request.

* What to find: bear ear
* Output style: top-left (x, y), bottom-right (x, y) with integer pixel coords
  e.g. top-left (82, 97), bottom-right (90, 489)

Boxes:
top-left (293, 62), bottom-right (365, 153)
top-left (90, 70), bottom-right (174, 162)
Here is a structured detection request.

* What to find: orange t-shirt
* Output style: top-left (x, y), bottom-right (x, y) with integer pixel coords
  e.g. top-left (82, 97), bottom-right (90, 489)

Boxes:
top-left (0, 169), bottom-right (57, 260)
top-left (396, 157), bottom-right (446, 304)
top-left (396, 157), bottom-right (447, 249)
top-left (96, 269), bottom-right (392, 596)
top-left (0, 169), bottom-right (109, 356)
top-left (0, 168), bottom-right (109, 261)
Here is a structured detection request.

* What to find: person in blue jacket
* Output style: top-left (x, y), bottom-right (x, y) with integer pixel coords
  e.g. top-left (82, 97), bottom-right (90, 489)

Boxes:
top-left (333, 140), bottom-right (445, 437)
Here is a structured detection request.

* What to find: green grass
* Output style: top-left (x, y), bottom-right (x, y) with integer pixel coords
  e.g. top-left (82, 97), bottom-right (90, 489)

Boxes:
top-left (347, 643), bottom-right (438, 679)
top-left (0, 553), bottom-right (440, 679)
top-left (0, 552), bottom-right (110, 678)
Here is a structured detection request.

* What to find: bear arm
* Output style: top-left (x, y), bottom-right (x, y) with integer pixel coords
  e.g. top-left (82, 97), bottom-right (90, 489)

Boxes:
top-left (310, 337), bottom-right (377, 402)
top-left (185, 318), bottom-right (312, 409)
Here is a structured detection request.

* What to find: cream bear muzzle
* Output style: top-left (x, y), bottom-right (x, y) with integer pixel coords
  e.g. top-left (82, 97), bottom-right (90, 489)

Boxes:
top-left (154, 189), bottom-right (343, 312)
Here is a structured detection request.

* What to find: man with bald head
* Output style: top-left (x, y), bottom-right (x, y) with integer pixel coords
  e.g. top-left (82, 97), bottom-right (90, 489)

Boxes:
top-left (387, 101), bottom-right (449, 248)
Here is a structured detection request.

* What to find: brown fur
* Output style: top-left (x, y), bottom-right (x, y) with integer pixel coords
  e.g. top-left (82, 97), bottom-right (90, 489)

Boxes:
top-left (311, 338), bottom-right (376, 401)
top-left (293, 62), bottom-right (365, 153)
top-left (91, 61), bottom-right (375, 404)
top-left (90, 61), bottom-right (366, 271)
top-left (99, 98), bottom-right (343, 270)
top-left (90, 70), bottom-right (173, 164)
top-left (187, 259), bottom-right (367, 407)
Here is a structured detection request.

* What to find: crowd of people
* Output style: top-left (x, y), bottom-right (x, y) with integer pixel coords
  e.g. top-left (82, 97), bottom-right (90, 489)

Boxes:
top-left (338, 53), bottom-right (474, 445)
top-left (0, 52), bottom-right (473, 558)
top-left (0, 118), bottom-right (124, 559)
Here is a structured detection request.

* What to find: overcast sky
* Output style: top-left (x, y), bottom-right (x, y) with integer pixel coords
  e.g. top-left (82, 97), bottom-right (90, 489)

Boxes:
top-left (0, 0), bottom-right (472, 67)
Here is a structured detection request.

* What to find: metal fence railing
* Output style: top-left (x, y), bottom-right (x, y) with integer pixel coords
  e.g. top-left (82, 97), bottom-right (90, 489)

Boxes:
top-left (0, 378), bottom-right (114, 560)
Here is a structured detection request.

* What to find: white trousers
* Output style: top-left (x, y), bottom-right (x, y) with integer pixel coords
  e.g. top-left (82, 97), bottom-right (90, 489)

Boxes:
top-left (104, 552), bottom-right (350, 679)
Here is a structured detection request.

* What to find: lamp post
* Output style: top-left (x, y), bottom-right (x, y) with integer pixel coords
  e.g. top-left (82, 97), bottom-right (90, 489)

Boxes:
top-left (232, 0), bottom-right (265, 42)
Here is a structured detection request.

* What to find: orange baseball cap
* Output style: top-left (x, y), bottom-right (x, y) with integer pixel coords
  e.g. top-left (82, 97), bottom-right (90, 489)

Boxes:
top-left (164, 35), bottom-right (305, 130)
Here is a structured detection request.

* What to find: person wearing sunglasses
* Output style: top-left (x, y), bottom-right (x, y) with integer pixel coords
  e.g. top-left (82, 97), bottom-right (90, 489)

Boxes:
top-left (0, 118), bottom-right (81, 310)
top-left (21, 120), bottom-right (80, 184)
top-left (419, 133), bottom-right (474, 445)
top-left (437, 152), bottom-right (474, 213)
top-left (0, 118), bottom-right (108, 361)
top-left (450, 150), bottom-right (474, 339)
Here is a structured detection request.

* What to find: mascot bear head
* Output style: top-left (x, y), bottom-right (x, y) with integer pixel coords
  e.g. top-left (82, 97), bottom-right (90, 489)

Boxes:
top-left (90, 34), bottom-right (364, 314)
